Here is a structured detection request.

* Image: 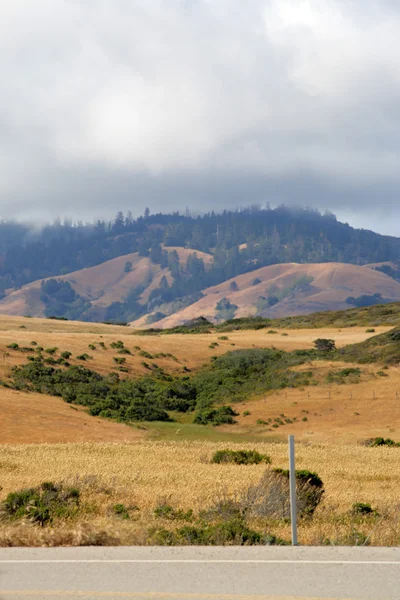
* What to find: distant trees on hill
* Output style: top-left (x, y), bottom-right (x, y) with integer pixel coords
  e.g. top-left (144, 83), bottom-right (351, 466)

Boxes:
top-left (1, 205), bottom-right (400, 322)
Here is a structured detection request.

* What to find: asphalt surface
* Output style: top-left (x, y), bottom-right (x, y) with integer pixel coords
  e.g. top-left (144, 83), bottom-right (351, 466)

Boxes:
top-left (0, 546), bottom-right (400, 600)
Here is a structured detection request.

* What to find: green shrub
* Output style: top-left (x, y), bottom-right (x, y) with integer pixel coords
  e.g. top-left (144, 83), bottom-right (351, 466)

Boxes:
top-left (113, 357), bottom-right (126, 365)
top-left (365, 437), bottom-right (400, 447)
top-left (61, 351), bottom-right (72, 359)
top-left (352, 502), bottom-right (378, 516)
top-left (150, 519), bottom-right (265, 546)
top-left (118, 348), bottom-right (131, 355)
top-left (244, 469), bottom-right (324, 519)
top-left (7, 343), bottom-right (19, 350)
top-left (193, 406), bottom-right (238, 426)
top-left (112, 504), bottom-right (130, 519)
top-left (211, 449), bottom-right (271, 465)
top-left (218, 336), bottom-right (229, 341)
top-left (30, 341), bottom-right (38, 346)
top-left (88, 344), bottom-right (96, 351)
top-left (45, 347), bottom-right (58, 355)
top-left (154, 503), bottom-right (193, 521)
top-left (77, 353), bottom-right (92, 361)
top-left (0, 482), bottom-right (80, 526)
top-left (110, 341), bottom-right (124, 349)
top-left (243, 411), bottom-right (251, 416)
top-left (139, 350), bottom-right (153, 359)
top-left (366, 328), bottom-right (375, 333)
top-left (314, 338), bottom-right (336, 353)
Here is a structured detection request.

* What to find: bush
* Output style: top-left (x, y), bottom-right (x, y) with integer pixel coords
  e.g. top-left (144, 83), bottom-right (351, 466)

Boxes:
top-left (150, 519), bottom-right (266, 546)
top-left (193, 406), bottom-right (238, 426)
top-left (61, 351), bottom-right (72, 359)
top-left (352, 502), bottom-right (378, 516)
top-left (211, 450), bottom-right (271, 465)
top-left (45, 348), bottom-right (58, 355)
top-left (366, 328), bottom-right (375, 333)
top-left (110, 341), bottom-right (124, 349)
top-left (113, 357), bottom-right (126, 365)
top-left (88, 344), bottom-right (96, 351)
top-left (314, 338), bottom-right (336, 353)
top-left (154, 503), bottom-right (193, 522)
top-left (0, 482), bottom-right (80, 526)
top-left (112, 504), bottom-right (130, 520)
top-left (243, 469), bottom-right (324, 518)
top-left (76, 354), bottom-right (92, 361)
top-left (364, 437), bottom-right (400, 447)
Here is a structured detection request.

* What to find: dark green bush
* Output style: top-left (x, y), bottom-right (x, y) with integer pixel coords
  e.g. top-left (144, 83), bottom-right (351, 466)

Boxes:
top-left (0, 482), bottom-right (80, 526)
top-left (211, 450), bottom-right (271, 465)
top-left (352, 502), bottom-right (378, 516)
top-left (365, 437), bottom-right (400, 447)
top-left (193, 406), bottom-right (238, 425)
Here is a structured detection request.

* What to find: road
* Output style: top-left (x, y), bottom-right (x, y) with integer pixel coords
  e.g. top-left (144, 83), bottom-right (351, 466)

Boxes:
top-left (0, 546), bottom-right (399, 600)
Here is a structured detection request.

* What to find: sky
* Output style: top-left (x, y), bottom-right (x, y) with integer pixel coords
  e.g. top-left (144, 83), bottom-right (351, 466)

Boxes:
top-left (1, 0), bottom-right (400, 235)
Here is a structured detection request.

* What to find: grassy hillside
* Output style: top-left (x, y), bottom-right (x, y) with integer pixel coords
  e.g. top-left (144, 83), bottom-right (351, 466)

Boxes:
top-left (133, 262), bottom-right (400, 328)
top-left (0, 312), bottom-right (399, 445)
top-left (0, 247), bottom-right (213, 322)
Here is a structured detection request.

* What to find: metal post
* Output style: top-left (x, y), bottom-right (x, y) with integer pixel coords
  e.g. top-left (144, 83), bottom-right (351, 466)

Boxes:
top-left (288, 435), bottom-right (298, 546)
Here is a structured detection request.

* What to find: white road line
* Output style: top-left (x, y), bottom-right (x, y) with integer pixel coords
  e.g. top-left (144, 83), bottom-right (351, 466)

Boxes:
top-left (0, 559), bottom-right (399, 565)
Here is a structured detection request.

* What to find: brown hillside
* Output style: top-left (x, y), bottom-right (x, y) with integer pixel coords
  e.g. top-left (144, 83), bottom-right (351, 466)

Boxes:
top-left (0, 248), bottom-right (213, 318)
top-left (137, 262), bottom-right (400, 328)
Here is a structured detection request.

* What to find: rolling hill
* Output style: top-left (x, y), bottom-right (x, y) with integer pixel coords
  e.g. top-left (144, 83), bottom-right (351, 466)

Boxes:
top-left (132, 261), bottom-right (400, 328)
top-left (0, 247), bottom-right (213, 321)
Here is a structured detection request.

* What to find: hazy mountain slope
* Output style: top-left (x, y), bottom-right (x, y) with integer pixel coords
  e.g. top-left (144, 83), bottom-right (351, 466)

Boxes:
top-left (133, 262), bottom-right (400, 328)
top-left (0, 247), bottom-right (213, 318)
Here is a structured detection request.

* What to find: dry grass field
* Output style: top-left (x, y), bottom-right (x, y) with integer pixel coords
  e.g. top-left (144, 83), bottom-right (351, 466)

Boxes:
top-left (1, 441), bottom-right (400, 546)
top-left (0, 313), bottom-right (396, 444)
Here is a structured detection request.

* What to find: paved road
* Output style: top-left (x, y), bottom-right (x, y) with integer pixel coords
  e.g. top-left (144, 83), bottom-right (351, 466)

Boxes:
top-left (0, 546), bottom-right (399, 600)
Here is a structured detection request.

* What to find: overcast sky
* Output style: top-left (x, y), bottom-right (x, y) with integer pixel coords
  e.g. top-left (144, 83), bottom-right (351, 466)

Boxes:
top-left (1, 0), bottom-right (400, 235)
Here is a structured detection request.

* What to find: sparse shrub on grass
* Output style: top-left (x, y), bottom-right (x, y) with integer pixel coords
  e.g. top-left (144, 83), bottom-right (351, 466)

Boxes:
top-left (61, 351), bottom-right (72, 360)
top-left (193, 406), bottom-right (238, 426)
top-left (314, 338), bottom-right (336, 353)
top-left (113, 357), bottom-right (126, 365)
top-left (99, 342), bottom-right (107, 349)
top-left (256, 419), bottom-right (268, 425)
top-left (243, 469), bottom-right (324, 519)
top-left (154, 503), bottom-right (193, 522)
top-left (364, 437), bottom-right (400, 447)
top-left (30, 341), bottom-right (37, 346)
top-left (149, 519), bottom-right (270, 546)
top-left (76, 354), bottom-right (92, 361)
top-left (88, 344), bottom-right (96, 351)
top-left (111, 504), bottom-right (131, 520)
top-left (267, 330), bottom-right (277, 334)
top-left (139, 350), bottom-right (153, 359)
top-left (218, 336), bottom-right (229, 341)
top-left (118, 348), bottom-right (131, 355)
top-left (376, 370), bottom-right (389, 377)
top-left (366, 328), bottom-right (376, 333)
top-left (243, 411), bottom-right (251, 416)
top-left (45, 347), bottom-right (58, 355)
top-left (211, 450), bottom-right (271, 465)
top-left (110, 341), bottom-right (124, 349)
top-left (352, 502), bottom-right (378, 516)
top-left (0, 482), bottom-right (80, 526)
top-left (209, 342), bottom-right (219, 349)
top-left (117, 366), bottom-right (129, 373)
top-left (7, 343), bottom-right (19, 350)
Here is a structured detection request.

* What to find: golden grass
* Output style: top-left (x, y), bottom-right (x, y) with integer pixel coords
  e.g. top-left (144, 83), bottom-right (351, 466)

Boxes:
top-left (0, 387), bottom-right (143, 444)
top-left (229, 361), bottom-right (400, 444)
top-left (1, 441), bottom-right (400, 546)
top-left (0, 315), bottom-right (395, 445)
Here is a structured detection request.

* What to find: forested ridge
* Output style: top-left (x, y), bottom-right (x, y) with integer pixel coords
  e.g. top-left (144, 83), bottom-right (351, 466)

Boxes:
top-left (1, 205), bottom-right (400, 323)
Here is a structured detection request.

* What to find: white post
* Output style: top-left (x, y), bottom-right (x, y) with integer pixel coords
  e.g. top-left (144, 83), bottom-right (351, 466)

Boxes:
top-left (289, 434), bottom-right (298, 546)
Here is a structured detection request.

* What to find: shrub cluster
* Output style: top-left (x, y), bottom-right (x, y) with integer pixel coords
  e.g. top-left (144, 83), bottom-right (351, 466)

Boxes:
top-left (0, 482), bottom-right (80, 526)
top-left (211, 449), bottom-right (271, 465)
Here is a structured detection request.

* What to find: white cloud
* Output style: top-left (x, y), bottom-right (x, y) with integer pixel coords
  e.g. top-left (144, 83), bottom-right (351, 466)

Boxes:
top-left (1, 0), bottom-right (400, 225)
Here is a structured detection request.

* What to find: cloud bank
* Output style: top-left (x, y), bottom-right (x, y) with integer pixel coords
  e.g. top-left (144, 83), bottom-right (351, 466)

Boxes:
top-left (1, 1), bottom-right (400, 233)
